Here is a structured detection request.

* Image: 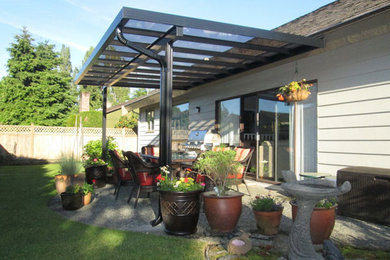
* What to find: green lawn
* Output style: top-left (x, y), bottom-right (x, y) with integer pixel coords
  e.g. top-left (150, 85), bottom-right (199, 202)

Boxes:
top-left (1, 164), bottom-right (389, 260)
top-left (0, 164), bottom-right (206, 260)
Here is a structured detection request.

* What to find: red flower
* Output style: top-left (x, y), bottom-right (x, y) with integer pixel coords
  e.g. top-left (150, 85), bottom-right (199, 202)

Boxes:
top-left (156, 174), bottom-right (162, 181)
top-left (92, 179), bottom-right (96, 184)
top-left (183, 177), bottom-right (189, 183)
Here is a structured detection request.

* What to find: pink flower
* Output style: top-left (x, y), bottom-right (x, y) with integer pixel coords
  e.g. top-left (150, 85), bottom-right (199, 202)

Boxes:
top-left (93, 158), bottom-right (98, 162)
top-left (201, 183), bottom-right (205, 186)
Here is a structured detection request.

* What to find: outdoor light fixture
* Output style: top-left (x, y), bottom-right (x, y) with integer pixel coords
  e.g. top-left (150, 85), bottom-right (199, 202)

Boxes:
top-left (195, 106), bottom-right (201, 113)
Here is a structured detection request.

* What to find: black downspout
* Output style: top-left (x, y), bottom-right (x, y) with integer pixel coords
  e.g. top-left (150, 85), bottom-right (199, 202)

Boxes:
top-left (102, 86), bottom-right (108, 161)
top-left (116, 27), bottom-right (172, 167)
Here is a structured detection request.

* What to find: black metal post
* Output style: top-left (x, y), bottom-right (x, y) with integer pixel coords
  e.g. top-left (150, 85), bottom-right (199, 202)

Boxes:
top-left (159, 41), bottom-right (173, 167)
top-left (102, 86), bottom-right (108, 161)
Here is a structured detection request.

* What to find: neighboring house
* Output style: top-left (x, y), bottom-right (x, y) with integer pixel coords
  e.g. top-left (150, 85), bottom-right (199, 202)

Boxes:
top-left (80, 0), bottom-right (390, 181)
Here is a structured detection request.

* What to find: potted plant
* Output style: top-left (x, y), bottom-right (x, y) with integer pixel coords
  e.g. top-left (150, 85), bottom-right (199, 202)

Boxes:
top-left (290, 197), bottom-right (337, 244)
top-left (82, 182), bottom-right (94, 206)
top-left (82, 137), bottom-right (118, 187)
top-left (55, 153), bottom-right (82, 195)
top-left (251, 194), bottom-right (284, 236)
top-left (60, 184), bottom-right (84, 210)
top-left (194, 150), bottom-right (243, 233)
top-left (83, 157), bottom-right (107, 188)
top-left (277, 79), bottom-right (313, 102)
top-left (157, 166), bottom-right (205, 235)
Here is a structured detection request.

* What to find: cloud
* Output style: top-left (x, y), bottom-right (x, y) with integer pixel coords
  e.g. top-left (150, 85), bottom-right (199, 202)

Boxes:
top-left (0, 18), bottom-right (89, 52)
top-left (63, 0), bottom-right (112, 23)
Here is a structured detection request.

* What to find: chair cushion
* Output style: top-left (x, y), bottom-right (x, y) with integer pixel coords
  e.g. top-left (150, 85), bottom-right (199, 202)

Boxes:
top-left (212, 146), bottom-right (231, 152)
top-left (234, 147), bottom-right (251, 162)
top-left (118, 168), bottom-right (132, 181)
top-left (137, 171), bottom-right (153, 186)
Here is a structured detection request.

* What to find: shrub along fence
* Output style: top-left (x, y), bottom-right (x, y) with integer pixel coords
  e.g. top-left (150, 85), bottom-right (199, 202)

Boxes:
top-left (0, 124), bottom-right (137, 161)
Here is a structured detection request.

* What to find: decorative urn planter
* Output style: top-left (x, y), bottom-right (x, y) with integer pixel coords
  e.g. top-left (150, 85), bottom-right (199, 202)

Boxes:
top-left (203, 190), bottom-right (244, 233)
top-left (159, 189), bottom-right (202, 236)
top-left (291, 201), bottom-right (336, 244)
top-left (253, 207), bottom-right (284, 236)
top-left (85, 165), bottom-right (107, 188)
top-left (60, 192), bottom-right (84, 210)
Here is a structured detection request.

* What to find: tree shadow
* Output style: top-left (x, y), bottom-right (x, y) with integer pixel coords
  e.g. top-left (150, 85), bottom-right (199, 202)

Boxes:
top-left (0, 144), bottom-right (48, 166)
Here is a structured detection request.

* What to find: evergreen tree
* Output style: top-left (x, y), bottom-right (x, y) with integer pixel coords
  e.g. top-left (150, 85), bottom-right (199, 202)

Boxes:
top-left (0, 28), bottom-right (75, 126)
top-left (59, 45), bottom-right (72, 74)
top-left (132, 88), bottom-right (147, 98)
top-left (108, 86), bottom-right (130, 106)
top-left (79, 46), bottom-right (103, 110)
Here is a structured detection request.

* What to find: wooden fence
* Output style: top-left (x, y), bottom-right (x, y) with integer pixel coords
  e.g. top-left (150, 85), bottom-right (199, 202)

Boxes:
top-left (0, 124), bottom-right (137, 161)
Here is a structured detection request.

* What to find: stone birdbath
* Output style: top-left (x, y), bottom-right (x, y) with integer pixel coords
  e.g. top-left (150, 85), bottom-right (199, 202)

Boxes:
top-left (281, 171), bottom-right (351, 260)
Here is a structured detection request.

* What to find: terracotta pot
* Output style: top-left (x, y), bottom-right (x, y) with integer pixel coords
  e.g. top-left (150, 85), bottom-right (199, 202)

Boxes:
top-left (55, 174), bottom-right (71, 194)
top-left (159, 189), bottom-right (202, 236)
top-left (291, 202), bottom-right (336, 244)
top-left (83, 192), bottom-right (92, 206)
top-left (85, 165), bottom-right (107, 188)
top-left (253, 207), bottom-right (283, 236)
top-left (60, 192), bottom-right (83, 210)
top-left (203, 190), bottom-right (244, 233)
top-left (284, 89), bottom-right (310, 102)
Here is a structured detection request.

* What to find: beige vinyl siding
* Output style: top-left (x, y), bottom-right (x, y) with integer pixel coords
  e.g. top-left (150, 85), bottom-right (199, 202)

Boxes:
top-left (137, 107), bottom-right (160, 152)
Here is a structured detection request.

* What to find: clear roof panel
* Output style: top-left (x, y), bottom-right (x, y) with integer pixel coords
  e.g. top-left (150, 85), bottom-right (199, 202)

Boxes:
top-left (125, 19), bottom-right (172, 32)
top-left (76, 7), bottom-right (323, 90)
top-left (183, 27), bottom-right (252, 43)
top-left (173, 40), bottom-right (231, 52)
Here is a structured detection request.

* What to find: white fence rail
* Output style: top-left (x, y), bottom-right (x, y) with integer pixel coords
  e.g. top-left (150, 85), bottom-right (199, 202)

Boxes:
top-left (0, 124), bottom-right (137, 161)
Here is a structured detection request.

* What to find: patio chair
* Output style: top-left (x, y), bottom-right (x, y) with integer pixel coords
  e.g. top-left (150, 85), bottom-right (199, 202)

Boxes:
top-left (228, 147), bottom-right (254, 195)
top-left (141, 145), bottom-right (159, 164)
top-left (122, 151), bottom-right (159, 208)
top-left (108, 150), bottom-right (134, 200)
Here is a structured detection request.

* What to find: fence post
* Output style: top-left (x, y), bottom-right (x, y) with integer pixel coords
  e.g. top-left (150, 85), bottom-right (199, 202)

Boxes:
top-left (122, 127), bottom-right (126, 151)
top-left (30, 123), bottom-right (35, 158)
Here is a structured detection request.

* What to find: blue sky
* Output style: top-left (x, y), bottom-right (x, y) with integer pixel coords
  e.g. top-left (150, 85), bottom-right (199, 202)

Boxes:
top-left (0, 0), bottom-right (334, 79)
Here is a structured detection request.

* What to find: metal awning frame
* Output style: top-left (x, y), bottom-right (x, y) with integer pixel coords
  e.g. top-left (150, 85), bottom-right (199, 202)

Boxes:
top-left (75, 7), bottom-right (324, 169)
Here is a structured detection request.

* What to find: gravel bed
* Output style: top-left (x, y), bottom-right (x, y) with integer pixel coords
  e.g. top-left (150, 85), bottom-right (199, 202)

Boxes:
top-left (49, 180), bottom-right (390, 253)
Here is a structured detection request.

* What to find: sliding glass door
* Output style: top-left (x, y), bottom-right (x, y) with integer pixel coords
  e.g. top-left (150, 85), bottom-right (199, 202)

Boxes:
top-left (257, 94), bottom-right (293, 181)
top-left (218, 98), bottom-right (240, 147)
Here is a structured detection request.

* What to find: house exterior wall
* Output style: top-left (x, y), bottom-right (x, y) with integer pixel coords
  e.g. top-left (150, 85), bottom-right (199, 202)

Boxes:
top-left (138, 106), bottom-right (160, 152)
top-left (136, 10), bottom-right (390, 175)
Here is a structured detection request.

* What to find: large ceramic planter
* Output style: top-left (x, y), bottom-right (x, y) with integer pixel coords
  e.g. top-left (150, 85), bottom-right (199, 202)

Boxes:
top-left (291, 202), bottom-right (336, 244)
top-left (203, 190), bottom-right (244, 233)
top-left (253, 207), bottom-right (284, 236)
top-left (60, 192), bottom-right (83, 210)
top-left (55, 174), bottom-right (71, 194)
top-left (85, 165), bottom-right (107, 188)
top-left (83, 192), bottom-right (92, 206)
top-left (159, 189), bottom-right (202, 236)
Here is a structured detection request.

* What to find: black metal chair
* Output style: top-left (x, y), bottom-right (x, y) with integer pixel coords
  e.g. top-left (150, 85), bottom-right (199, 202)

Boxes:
top-left (122, 151), bottom-right (159, 208)
top-left (108, 150), bottom-right (134, 200)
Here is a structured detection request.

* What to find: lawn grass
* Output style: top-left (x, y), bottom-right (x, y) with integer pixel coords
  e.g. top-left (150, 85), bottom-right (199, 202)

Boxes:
top-left (0, 164), bottom-right (207, 260)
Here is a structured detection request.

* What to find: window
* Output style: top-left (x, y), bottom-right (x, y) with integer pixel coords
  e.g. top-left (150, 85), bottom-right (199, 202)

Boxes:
top-left (172, 103), bottom-right (189, 130)
top-left (217, 98), bottom-right (241, 146)
top-left (146, 109), bottom-right (154, 131)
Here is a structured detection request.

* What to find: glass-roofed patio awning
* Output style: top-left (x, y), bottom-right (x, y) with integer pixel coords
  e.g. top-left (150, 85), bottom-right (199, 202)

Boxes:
top-left (75, 7), bottom-right (324, 90)
top-left (74, 7), bottom-right (324, 168)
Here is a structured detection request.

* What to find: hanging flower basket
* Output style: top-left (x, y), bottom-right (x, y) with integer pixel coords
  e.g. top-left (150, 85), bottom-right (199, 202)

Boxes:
top-left (284, 89), bottom-right (311, 102)
top-left (277, 79), bottom-right (312, 102)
